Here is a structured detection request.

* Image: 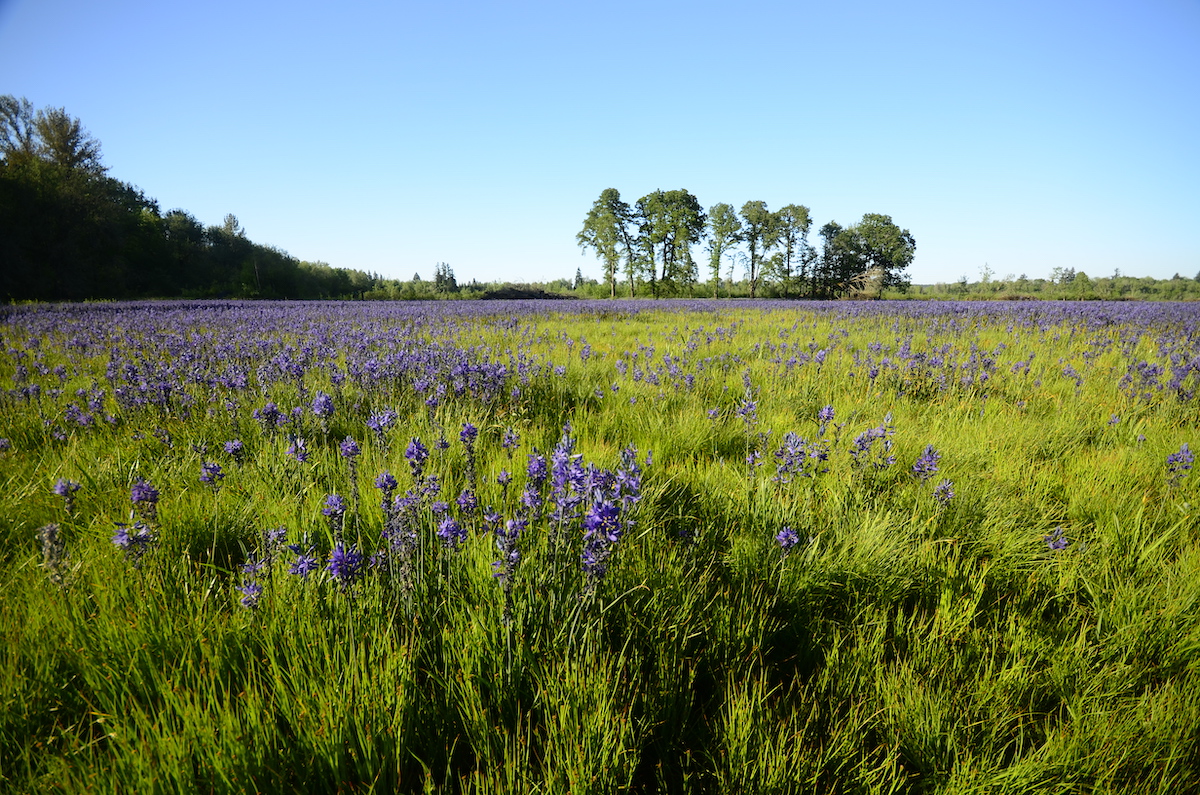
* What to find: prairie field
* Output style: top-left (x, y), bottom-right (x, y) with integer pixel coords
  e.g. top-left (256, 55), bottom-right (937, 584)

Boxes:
top-left (1, 299), bottom-right (1198, 794)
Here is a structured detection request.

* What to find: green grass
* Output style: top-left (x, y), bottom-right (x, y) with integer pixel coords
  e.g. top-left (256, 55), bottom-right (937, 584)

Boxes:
top-left (1, 301), bottom-right (1198, 793)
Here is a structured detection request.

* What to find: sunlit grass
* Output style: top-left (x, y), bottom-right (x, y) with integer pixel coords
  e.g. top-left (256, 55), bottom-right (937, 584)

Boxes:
top-left (1, 299), bottom-right (1197, 793)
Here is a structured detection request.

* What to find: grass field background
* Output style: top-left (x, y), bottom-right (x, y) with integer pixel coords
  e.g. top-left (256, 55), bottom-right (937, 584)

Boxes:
top-left (1, 299), bottom-right (1197, 793)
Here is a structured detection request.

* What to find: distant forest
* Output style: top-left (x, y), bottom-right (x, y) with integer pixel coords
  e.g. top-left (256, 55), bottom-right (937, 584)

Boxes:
top-left (3, 96), bottom-right (1197, 304)
top-left (0, 96), bottom-right (396, 303)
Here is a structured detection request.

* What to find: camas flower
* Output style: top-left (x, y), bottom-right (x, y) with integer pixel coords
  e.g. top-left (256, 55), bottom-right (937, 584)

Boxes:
top-left (112, 521), bottom-right (156, 566)
top-left (53, 478), bottom-right (81, 514)
top-left (405, 437), bottom-right (429, 479)
top-left (776, 526), bottom-right (801, 555)
top-left (286, 435), bottom-right (309, 463)
top-left (437, 516), bottom-right (466, 549)
top-left (460, 422), bottom-right (478, 446)
top-left (289, 552), bottom-right (319, 578)
top-left (911, 445), bottom-right (941, 481)
top-left (311, 391), bottom-right (335, 418)
top-left (1043, 527), bottom-right (1068, 551)
top-left (130, 479), bottom-right (159, 522)
top-left (200, 462), bottom-right (224, 487)
top-left (223, 439), bottom-right (245, 464)
top-left (1167, 443), bottom-right (1193, 486)
top-left (374, 471), bottom-right (398, 495)
top-left (933, 478), bottom-right (955, 507)
top-left (327, 543), bottom-right (365, 587)
top-left (53, 478), bottom-right (81, 498)
top-left (322, 493), bottom-right (346, 517)
top-left (237, 580), bottom-right (263, 608)
top-left (366, 408), bottom-right (397, 442)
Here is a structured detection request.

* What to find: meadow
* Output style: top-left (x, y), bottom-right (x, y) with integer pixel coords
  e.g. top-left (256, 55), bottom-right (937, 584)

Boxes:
top-left (1, 298), bottom-right (1198, 794)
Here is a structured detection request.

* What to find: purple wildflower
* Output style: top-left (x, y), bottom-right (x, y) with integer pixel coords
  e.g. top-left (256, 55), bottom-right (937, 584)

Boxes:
top-left (1167, 443), bottom-right (1193, 486)
top-left (437, 516), bottom-right (466, 549)
top-left (286, 435), bottom-right (309, 463)
top-left (456, 489), bottom-right (478, 517)
top-left (224, 439), bottom-right (245, 466)
top-left (911, 445), bottom-right (941, 481)
top-left (933, 478), bottom-right (955, 507)
top-left (460, 422), bottom-right (478, 446)
top-left (493, 515), bottom-right (524, 622)
top-left (339, 436), bottom-right (360, 459)
top-left (130, 479), bottom-right (159, 522)
top-left (53, 478), bottom-right (81, 514)
top-left (112, 521), bottom-right (156, 566)
top-left (817, 405), bottom-right (835, 436)
top-left (311, 391), bottom-right (335, 419)
top-left (375, 471), bottom-right (398, 495)
top-left (526, 451), bottom-right (548, 485)
top-left (405, 437), bottom-right (429, 480)
top-left (237, 580), bottom-right (263, 608)
top-left (289, 552), bottom-right (319, 578)
top-left (327, 543), bottom-right (365, 587)
top-left (323, 493), bottom-right (346, 516)
top-left (366, 408), bottom-right (397, 443)
top-left (200, 462), bottom-right (224, 489)
top-left (501, 428), bottom-right (520, 456)
top-left (1043, 527), bottom-right (1068, 551)
top-left (776, 526), bottom-right (801, 556)
top-left (253, 402), bottom-right (284, 431)
top-left (323, 493), bottom-right (346, 539)
top-left (849, 413), bottom-right (896, 470)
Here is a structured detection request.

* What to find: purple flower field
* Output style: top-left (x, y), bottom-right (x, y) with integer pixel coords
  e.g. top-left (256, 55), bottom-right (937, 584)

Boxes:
top-left (2, 298), bottom-right (1199, 792)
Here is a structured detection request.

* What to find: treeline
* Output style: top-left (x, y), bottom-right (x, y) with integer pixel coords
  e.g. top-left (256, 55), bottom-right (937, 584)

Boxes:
top-left (912, 267), bottom-right (1200, 302)
top-left (577, 188), bottom-right (916, 299)
top-left (0, 96), bottom-right (384, 302)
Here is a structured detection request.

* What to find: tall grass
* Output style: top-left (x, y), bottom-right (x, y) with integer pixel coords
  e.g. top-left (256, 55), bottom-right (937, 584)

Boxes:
top-left (1, 299), bottom-right (1197, 793)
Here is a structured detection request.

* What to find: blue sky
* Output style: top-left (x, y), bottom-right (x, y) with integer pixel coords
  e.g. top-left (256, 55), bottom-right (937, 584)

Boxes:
top-left (2, 0), bottom-right (1197, 286)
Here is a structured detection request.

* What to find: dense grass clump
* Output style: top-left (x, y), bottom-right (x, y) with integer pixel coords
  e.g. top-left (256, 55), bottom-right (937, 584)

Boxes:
top-left (1, 299), bottom-right (1198, 793)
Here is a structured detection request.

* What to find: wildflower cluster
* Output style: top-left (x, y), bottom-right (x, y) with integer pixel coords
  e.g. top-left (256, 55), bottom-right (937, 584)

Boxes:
top-left (772, 432), bottom-right (830, 483)
top-left (849, 413), bottom-right (896, 470)
top-left (112, 521), bottom-right (156, 567)
top-left (1167, 443), bottom-right (1193, 488)
top-left (53, 478), bottom-right (81, 515)
top-left (911, 445), bottom-right (941, 481)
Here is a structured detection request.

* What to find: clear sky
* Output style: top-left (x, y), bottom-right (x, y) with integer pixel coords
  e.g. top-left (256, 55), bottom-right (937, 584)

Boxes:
top-left (2, 0), bottom-right (1197, 286)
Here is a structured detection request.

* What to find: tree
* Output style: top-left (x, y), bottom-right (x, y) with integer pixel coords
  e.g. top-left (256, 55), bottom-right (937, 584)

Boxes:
top-left (34, 107), bottom-right (105, 176)
top-left (852, 213), bottom-right (915, 294)
top-left (577, 188), bottom-right (631, 299)
top-left (631, 189), bottom-right (706, 297)
top-left (633, 190), bottom-right (666, 297)
top-left (434, 262), bottom-right (458, 294)
top-left (0, 95), bottom-right (38, 164)
top-left (658, 189), bottom-right (706, 295)
top-left (706, 202), bottom-right (741, 298)
top-left (814, 221), bottom-right (860, 298)
top-left (739, 200), bottom-right (779, 298)
top-left (773, 204), bottom-right (813, 297)
top-left (221, 213), bottom-right (245, 238)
